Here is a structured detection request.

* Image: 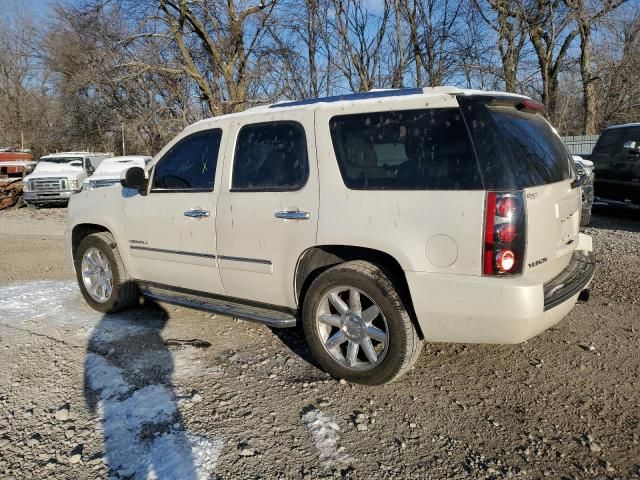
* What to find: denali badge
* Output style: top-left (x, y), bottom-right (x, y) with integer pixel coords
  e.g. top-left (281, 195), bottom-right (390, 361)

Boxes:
top-left (528, 257), bottom-right (548, 268)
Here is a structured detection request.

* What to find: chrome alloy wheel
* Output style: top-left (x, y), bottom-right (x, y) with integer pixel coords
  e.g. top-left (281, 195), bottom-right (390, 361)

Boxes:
top-left (315, 287), bottom-right (389, 371)
top-left (81, 247), bottom-right (113, 303)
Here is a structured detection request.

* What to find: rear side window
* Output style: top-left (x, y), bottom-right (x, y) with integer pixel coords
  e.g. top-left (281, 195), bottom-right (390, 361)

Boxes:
top-left (152, 129), bottom-right (222, 191)
top-left (592, 128), bottom-right (624, 156)
top-left (232, 122), bottom-right (309, 191)
top-left (329, 109), bottom-right (482, 190)
top-left (459, 96), bottom-right (572, 189)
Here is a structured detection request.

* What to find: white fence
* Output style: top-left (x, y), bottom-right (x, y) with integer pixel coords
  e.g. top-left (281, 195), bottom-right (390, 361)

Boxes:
top-left (561, 134), bottom-right (600, 156)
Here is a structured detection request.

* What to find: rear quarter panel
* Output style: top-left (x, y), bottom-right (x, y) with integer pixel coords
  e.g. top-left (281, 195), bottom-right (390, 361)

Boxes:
top-left (314, 98), bottom-right (485, 275)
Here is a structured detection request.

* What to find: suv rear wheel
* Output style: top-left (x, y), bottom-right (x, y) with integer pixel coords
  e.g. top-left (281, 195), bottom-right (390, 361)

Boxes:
top-left (75, 232), bottom-right (139, 313)
top-left (302, 260), bottom-right (422, 384)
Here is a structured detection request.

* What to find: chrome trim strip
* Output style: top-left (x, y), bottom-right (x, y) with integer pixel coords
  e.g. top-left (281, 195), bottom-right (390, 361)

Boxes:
top-left (129, 245), bottom-right (271, 265)
top-left (218, 255), bottom-right (272, 265)
top-left (130, 245), bottom-right (216, 259)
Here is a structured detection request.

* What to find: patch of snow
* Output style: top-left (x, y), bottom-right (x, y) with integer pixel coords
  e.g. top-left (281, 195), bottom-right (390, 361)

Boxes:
top-left (85, 353), bottom-right (131, 399)
top-left (89, 315), bottom-right (156, 344)
top-left (86, 352), bottom-right (223, 479)
top-left (1, 280), bottom-right (225, 476)
top-left (0, 281), bottom-right (155, 342)
top-left (0, 281), bottom-right (97, 335)
top-left (150, 433), bottom-right (224, 480)
top-left (302, 409), bottom-right (352, 467)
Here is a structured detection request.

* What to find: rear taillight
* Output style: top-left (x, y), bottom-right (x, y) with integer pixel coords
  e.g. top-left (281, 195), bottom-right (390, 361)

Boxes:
top-left (483, 191), bottom-right (526, 276)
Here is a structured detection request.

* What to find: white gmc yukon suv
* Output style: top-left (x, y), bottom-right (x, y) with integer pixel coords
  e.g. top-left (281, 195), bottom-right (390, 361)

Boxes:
top-left (66, 87), bottom-right (595, 384)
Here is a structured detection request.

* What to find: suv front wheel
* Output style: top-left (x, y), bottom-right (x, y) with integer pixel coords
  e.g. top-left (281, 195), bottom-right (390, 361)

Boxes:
top-left (75, 232), bottom-right (139, 313)
top-left (302, 260), bottom-right (422, 384)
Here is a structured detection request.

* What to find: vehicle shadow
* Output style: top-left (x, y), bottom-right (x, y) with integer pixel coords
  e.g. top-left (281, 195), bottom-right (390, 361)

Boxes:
top-left (270, 324), bottom-right (322, 371)
top-left (589, 207), bottom-right (640, 233)
top-left (83, 297), bottom-right (205, 479)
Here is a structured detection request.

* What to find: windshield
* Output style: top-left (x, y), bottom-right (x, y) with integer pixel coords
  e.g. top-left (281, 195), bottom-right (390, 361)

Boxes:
top-left (459, 96), bottom-right (572, 189)
top-left (39, 157), bottom-right (83, 164)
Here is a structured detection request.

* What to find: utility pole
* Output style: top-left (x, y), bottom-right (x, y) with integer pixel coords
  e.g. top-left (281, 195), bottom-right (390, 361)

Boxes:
top-left (121, 123), bottom-right (126, 156)
top-left (21, 132), bottom-right (24, 150)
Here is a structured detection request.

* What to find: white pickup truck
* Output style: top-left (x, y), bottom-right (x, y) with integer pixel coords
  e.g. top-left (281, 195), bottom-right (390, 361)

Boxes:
top-left (23, 152), bottom-right (110, 206)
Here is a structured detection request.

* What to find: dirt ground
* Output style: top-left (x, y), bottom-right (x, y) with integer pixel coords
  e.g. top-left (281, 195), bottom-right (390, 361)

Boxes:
top-left (0, 205), bottom-right (638, 479)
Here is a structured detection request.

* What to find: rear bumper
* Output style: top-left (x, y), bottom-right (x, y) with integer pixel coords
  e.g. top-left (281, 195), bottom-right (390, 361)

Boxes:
top-left (406, 234), bottom-right (594, 344)
top-left (543, 250), bottom-right (595, 311)
top-left (24, 190), bottom-right (78, 203)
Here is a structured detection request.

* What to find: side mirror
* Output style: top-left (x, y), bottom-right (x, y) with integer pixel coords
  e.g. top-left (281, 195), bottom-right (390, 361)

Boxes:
top-left (120, 166), bottom-right (147, 193)
top-left (623, 141), bottom-right (639, 151)
top-left (86, 166), bottom-right (95, 175)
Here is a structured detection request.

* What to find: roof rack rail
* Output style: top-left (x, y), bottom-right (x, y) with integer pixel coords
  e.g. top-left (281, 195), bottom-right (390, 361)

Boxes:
top-left (269, 88), bottom-right (424, 109)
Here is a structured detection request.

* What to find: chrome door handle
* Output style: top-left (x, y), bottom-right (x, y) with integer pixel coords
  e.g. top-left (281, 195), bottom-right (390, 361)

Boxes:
top-left (184, 208), bottom-right (210, 218)
top-left (275, 210), bottom-right (310, 220)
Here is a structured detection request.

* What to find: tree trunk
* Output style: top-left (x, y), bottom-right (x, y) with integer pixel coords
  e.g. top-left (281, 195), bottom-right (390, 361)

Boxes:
top-left (579, 22), bottom-right (596, 133)
top-left (307, 0), bottom-right (320, 97)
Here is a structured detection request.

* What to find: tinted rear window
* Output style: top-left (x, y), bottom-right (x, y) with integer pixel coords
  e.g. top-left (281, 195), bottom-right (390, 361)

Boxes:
top-left (459, 96), bottom-right (571, 189)
top-left (329, 109), bottom-right (482, 190)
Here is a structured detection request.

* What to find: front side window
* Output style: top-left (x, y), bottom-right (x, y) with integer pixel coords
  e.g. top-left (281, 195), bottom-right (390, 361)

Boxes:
top-left (329, 109), bottom-right (482, 190)
top-left (152, 129), bottom-right (222, 191)
top-left (623, 127), bottom-right (640, 146)
top-left (591, 128), bottom-right (624, 157)
top-left (232, 122), bottom-right (309, 191)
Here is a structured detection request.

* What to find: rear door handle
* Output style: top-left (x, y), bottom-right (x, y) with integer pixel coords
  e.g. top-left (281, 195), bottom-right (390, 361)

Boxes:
top-left (184, 208), bottom-right (210, 218)
top-left (275, 209), bottom-right (310, 220)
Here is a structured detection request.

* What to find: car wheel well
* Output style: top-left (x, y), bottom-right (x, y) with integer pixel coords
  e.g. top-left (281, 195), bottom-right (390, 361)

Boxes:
top-left (295, 245), bottom-right (423, 338)
top-left (72, 224), bottom-right (111, 263)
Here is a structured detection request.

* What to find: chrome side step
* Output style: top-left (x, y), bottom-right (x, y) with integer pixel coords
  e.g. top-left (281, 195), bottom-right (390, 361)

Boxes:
top-left (139, 284), bottom-right (297, 328)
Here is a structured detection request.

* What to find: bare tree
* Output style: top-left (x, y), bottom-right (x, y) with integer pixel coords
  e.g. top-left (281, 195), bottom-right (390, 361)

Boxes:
top-left (563, 0), bottom-right (627, 133)
top-left (330, 0), bottom-right (391, 92)
top-left (592, 8), bottom-right (640, 129)
top-left (473, 0), bottom-right (528, 91)
top-left (520, 0), bottom-right (578, 123)
top-left (399, 0), bottom-right (465, 86)
top-left (0, 12), bottom-right (39, 148)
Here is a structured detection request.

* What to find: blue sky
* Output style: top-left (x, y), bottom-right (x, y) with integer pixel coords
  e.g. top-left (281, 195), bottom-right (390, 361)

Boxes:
top-left (3, 0), bottom-right (55, 20)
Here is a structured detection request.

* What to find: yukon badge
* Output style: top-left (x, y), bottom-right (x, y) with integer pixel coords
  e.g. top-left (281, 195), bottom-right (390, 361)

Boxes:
top-left (528, 257), bottom-right (548, 269)
top-left (129, 239), bottom-right (148, 245)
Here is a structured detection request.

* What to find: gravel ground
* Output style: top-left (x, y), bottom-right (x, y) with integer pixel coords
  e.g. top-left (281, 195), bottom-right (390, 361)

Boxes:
top-left (0, 205), bottom-right (638, 479)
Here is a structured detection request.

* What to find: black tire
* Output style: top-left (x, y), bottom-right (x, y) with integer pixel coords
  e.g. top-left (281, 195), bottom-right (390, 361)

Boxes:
top-left (302, 260), bottom-right (422, 385)
top-left (580, 208), bottom-right (592, 227)
top-left (75, 232), bottom-right (139, 313)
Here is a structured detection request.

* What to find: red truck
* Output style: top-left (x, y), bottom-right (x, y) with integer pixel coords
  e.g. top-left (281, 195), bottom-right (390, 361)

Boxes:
top-left (0, 149), bottom-right (35, 177)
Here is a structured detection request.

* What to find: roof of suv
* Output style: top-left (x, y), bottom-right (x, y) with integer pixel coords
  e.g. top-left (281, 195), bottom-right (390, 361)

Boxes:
top-left (189, 87), bottom-right (529, 129)
top-left (603, 123), bottom-right (640, 130)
